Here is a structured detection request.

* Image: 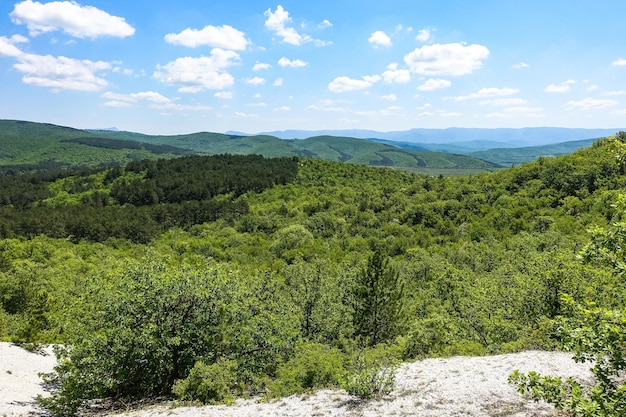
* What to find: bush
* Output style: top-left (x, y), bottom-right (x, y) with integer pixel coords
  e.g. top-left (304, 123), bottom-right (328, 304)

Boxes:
top-left (172, 359), bottom-right (238, 405)
top-left (268, 342), bottom-right (347, 397)
top-left (341, 356), bottom-right (398, 400)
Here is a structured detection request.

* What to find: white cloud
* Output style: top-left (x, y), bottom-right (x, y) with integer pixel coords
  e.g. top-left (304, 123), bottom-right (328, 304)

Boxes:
top-left (246, 77), bottom-right (266, 85)
top-left (449, 87), bottom-right (519, 101)
top-left (278, 57), bottom-right (307, 68)
top-left (164, 25), bottom-right (248, 50)
top-left (612, 109), bottom-right (626, 115)
top-left (368, 30), bottom-right (392, 48)
top-left (102, 91), bottom-right (171, 106)
top-left (0, 36), bottom-right (26, 57)
top-left (479, 98), bottom-right (527, 106)
top-left (275, 106), bottom-right (291, 111)
top-left (587, 84), bottom-right (599, 92)
top-left (416, 29), bottom-right (431, 42)
top-left (265, 5), bottom-right (327, 46)
top-left (214, 91), bottom-right (233, 99)
top-left (273, 78), bottom-right (284, 86)
top-left (253, 62), bottom-right (270, 71)
top-left (153, 102), bottom-right (211, 111)
top-left (612, 58), bottom-right (626, 66)
top-left (415, 103), bottom-right (432, 110)
top-left (513, 62), bottom-right (529, 69)
top-left (486, 106), bottom-right (545, 119)
top-left (153, 49), bottom-right (240, 93)
top-left (418, 78), bottom-right (451, 91)
top-left (404, 43), bottom-right (489, 76)
top-left (545, 80), bottom-right (575, 93)
top-left (11, 0), bottom-right (134, 39)
top-left (381, 64), bottom-right (411, 83)
top-left (233, 111), bottom-right (258, 118)
top-left (545, 84), bottom-right (571, 93)
top-left (381, 94), bottom-right (397, 101)
top-left (320, 19), bottom-right (332, 28)
top-left (10, 50), bottom-right (111, 91)
top-left (604, 90), bottom-right (626, 96)
top-left (565, 97), bottom-right (619, 110)
top-left (328, 75), bottom-right (380, 93)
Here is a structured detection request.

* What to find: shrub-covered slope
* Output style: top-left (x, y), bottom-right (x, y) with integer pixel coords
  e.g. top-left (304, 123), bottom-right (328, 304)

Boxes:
top-left (1, 135), bottom-right (625, 414)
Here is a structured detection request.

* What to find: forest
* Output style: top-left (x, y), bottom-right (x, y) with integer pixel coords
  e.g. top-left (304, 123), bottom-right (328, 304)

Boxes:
top-left (2, 134), bottom-right (626, 415)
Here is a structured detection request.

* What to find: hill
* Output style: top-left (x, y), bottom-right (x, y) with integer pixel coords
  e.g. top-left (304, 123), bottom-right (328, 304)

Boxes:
top-left (0, 120), bottom-right (192, 171)
top-left (233, 127), bottom-right (622, 148)
top-left (467, 138), bottom-right (598, 166)
top-left (0, 120), bottom-right (500, 174)
top-left (1, 135), bottom-right (625, 415)
top-left (91, 128), bottom-right (501, 174)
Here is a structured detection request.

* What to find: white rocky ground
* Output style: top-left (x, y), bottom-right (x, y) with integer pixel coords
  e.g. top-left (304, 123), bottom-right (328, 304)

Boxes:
top-left (0, 343), bottom-right (594, 417)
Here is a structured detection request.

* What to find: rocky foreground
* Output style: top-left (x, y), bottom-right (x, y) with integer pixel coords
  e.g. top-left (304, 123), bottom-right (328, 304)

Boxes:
top-left (0, 343), bottom-right (593, 417)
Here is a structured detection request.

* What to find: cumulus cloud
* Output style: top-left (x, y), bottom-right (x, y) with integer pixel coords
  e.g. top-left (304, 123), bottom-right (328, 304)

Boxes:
top-left (381, 94), bottom-right (397, 101)
top-left (253, 62), bottom-right (270, 71)
top-left (404, 43), bottom-right (489, 76)
top-left (545, 80), bottom-right (575, 93)
top-left (153, 49), bottom-right (240, 93)
top-left (416, 29), bottom-right (432, 42)
top-left (449, 87), bottom-right (519, 101)
top-left (320, 19), bottom-right (333, 28)
top-left (479, 98), bottom-right (527, 106)
top-left (246, 77), bottom-right (266, 85)
top-left (2, 38), bottom-right (112, 91)
top-left (486, 106), bottom-right (545, 119)
top-left (275, 106), bottom-right (291, 111)
top-left (604, 90), bottom-right (626, 96)
top-left (0, 35), bottom-right (26, 57)
top-left (11, 0), bottom-right (134, 39)
top-left (278, 57), bottom-right (307, 68)
top-left (264, 5), bottom-right (327, 46)
top-left (612, 58), bottom-right (626, 66)
top-left (368, 30), bottom-right (392, 48)
top-left (328, 75), bottom-right (380, 93)
top-left (565, 97), bottom-right (619, 110)
top-left (418, 78), bottom-right (451, 91)
top-left (513, 62), bottom-right (529, 69)
top-left (164, 25), bottom-right (248, 50)
top-left (273, 78), bottom-right (283, 86)
top-left (214, 91), bottom-right (233, 99)
top-left (382, 63), bottom-right (411, 83)
top-left (102, 91), bottom-right (171, 107)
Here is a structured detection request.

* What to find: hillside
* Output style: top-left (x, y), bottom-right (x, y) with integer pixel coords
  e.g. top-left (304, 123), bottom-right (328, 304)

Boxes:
top-left (0, 120), bottom-right (191, 170)
top-left (92, 127), bottom-right (502, 174)
top-left (468, 138), bottom-right (598, 166)
top-left (1, 131), bottom-right (625, 416)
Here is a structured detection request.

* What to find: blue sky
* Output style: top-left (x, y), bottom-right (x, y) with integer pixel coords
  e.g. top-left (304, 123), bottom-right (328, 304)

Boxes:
top-left (0, 0), bottom-right (625, 135)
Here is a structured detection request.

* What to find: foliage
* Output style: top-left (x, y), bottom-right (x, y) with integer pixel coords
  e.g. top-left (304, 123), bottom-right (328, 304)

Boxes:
top-left (172, 359), bottom-right (238, 405)
top-left (268, 342), bottom-right (347, 397)
top-left (353, 250), bottom-right (405, 346)
top-left (341, 348), bottom-right (399, 400)
top-left (509, 194), bottom-right (626, 416)
top-left (1, 133), bottom-right (626, 413)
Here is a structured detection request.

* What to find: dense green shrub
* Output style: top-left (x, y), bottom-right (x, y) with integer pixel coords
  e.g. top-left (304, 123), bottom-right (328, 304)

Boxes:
top-left (268, 342), bottom-right (347, 397)
top-left (172, 359), bottom-right (238, 405)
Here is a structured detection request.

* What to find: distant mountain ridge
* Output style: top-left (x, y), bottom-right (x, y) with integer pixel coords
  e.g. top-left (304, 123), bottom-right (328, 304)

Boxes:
top-left (0, 120), bottom-right (500, 175)
top-left (228, 127), bottom-right (623, 150)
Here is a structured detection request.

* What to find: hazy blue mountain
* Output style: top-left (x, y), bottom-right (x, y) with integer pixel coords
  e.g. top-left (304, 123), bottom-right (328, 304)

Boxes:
top-left (227, 127), bottom-right (623, 150)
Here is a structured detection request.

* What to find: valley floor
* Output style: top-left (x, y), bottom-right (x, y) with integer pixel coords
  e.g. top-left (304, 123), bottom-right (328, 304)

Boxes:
top-left (0, 343), bottom-right (593, 417)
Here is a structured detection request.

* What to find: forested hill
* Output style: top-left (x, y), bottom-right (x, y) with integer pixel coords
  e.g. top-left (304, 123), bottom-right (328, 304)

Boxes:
top-left (2, 134), bottom-right (626, 414)
top-left (0, 120), bottom-right (500, 174)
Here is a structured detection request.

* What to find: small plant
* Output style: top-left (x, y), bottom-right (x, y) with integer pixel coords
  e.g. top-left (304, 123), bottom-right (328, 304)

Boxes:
top-left (342, 356), bottom-right (398, 400)
top-left (172, 358), bottom-right (238, 405)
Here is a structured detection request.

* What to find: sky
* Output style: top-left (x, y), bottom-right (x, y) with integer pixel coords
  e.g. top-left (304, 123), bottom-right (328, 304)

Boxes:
top-left (0, 0), bottom-right (625, 135)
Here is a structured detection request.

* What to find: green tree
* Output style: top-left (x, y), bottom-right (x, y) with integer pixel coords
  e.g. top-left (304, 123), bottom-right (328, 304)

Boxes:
top-left (353, 250), bottom-right (405, 346)
top-left (509, 196), bottom-right (626, 417)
